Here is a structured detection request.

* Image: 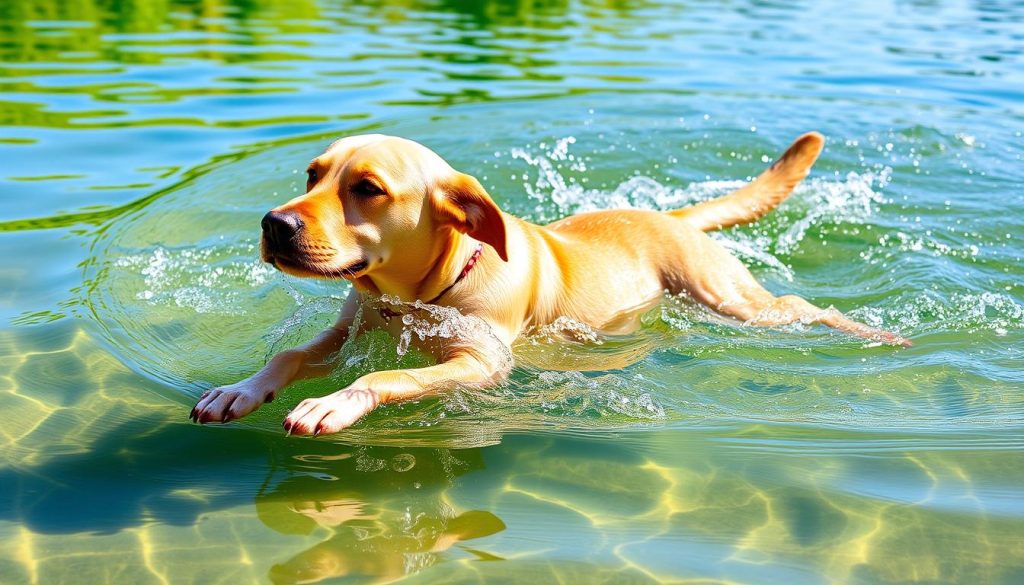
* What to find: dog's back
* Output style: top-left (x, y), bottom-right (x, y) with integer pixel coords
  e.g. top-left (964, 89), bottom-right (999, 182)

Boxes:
top-left (529, 132), bottom-right (826, 331)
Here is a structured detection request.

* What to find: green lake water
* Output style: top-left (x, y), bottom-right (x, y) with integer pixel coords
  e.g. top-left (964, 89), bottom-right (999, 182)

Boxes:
top-left (1, 1), bottom-right (1023, 583)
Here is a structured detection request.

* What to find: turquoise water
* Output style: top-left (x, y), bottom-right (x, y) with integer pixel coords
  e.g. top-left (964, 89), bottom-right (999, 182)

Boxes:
top-left (1, 1), bottom-right (1023, 583)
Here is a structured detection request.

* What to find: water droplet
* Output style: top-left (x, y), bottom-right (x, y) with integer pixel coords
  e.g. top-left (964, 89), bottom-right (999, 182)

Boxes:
top-left (391, 453), bottom-right (416, 472)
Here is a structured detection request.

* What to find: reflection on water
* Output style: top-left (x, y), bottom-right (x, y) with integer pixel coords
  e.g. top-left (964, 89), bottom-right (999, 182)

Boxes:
top-left (258, 454), bottom-right (505, 585)
top-left (2, 0), bottom-right (1024, 583)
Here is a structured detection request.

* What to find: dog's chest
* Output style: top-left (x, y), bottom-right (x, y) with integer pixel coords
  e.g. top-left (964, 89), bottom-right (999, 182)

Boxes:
top-left (357, 304), bottom-right (455, 359)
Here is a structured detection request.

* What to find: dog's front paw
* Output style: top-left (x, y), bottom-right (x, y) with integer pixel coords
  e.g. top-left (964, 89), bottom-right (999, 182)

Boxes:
top-left (282, 388), bottom-right (380, 436)
top-left (190, 384), bottom-right (268, 424)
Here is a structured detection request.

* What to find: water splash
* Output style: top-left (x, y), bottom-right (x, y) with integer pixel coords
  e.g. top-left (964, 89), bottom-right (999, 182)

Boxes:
top-left (861, 230), bottom-right (983, 262)
top-left (773, 169), bottom-right (889, 254)
top-left (527, 316), bottom-right (604, 344)
top-left (370, 295), bottom-right (513, 373)
top-left (509, 135), bottom-right (892, 274)
top-left (851, 291), bottom-right (1024, 336)
top-left (114, 243), bottom-right (276, 315)
top-left (526, 370), bottom-right (666, 419)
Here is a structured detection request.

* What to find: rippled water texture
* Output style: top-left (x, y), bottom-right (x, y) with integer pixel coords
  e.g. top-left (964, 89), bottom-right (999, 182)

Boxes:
top-left (1, 1), bottom-right (1023, 584)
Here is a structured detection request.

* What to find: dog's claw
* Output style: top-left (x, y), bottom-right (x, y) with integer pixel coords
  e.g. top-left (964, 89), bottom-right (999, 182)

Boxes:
top-left (313, 427), bottom-right (321, 437)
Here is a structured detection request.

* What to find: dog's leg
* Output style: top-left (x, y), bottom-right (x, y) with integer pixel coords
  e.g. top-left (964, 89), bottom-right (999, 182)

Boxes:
top-left (282, 347), bottom-right (509, 436)
top-left (190, 293), bottom-right (359, 424)
top-left (676, 236), bottom-right (909, 346)
top-left (727, 293), bottom-right (910, 347)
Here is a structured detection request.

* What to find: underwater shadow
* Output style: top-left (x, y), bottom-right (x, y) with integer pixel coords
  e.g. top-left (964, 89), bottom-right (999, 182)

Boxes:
top-left (0, 414), bottom-right (492, 537)
top-left (258, 459), bottom-right (504, 585)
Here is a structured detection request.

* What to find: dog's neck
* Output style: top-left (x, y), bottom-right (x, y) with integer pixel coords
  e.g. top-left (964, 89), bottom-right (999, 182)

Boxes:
top-left (356, 231), bottom-right (481, 304)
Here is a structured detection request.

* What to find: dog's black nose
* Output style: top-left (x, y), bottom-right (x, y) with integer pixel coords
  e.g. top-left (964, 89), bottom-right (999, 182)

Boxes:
top-left (261, 211), bottom-right (304, 249)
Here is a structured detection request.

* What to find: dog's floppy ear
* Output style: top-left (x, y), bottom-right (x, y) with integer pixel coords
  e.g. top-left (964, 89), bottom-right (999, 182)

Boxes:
top-left (432, 172), bottom-right (508, 261)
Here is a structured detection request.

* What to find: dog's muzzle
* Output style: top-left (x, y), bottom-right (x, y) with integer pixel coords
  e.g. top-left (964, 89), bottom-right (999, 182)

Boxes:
top-left (261, 210), bottom-right (304, 254)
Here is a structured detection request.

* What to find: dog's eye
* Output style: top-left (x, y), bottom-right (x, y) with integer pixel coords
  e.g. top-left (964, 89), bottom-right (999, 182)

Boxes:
top-left (306, 168), bottom-right (318, 187)
top-left (351, 179), bottom-right (385, 198)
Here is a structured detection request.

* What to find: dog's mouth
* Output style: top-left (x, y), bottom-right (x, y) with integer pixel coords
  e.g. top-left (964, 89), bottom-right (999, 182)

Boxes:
top-left (268, 255), bottom-right (369, 280)
top-left (330, 259), bottom-right (370, 279)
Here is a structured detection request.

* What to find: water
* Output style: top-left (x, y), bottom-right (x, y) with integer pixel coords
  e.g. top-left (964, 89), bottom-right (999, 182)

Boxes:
top-left (1, 0), bottom-right (1023, 583)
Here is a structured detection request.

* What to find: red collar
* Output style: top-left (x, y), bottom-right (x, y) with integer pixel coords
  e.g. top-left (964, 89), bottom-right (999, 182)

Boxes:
top-left (378, 243), bottom-right (483, 318)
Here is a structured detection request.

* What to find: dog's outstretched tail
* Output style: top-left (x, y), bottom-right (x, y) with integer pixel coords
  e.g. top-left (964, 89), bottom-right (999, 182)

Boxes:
top-left (669, 132), bottom-right (824, 232)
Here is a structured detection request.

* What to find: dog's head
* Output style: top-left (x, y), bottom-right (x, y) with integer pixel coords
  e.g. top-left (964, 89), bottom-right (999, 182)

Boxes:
top-left (260, 134), bottom-right (507, 283)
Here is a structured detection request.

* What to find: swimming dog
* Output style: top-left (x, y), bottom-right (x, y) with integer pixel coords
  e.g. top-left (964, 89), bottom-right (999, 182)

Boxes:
top-left (190, 132), bottom-right (907, 435)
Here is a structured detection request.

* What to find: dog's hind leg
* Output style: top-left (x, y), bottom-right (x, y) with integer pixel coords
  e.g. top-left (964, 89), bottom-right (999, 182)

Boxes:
top-left (725, 293), bottom-right (910, 346)
top-left (672, 235), bottom-right (909, 346)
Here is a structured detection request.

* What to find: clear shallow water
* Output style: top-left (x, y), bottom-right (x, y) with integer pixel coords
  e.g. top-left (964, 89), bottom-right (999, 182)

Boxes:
top-left (1, 1), bottom-right (1023, 583)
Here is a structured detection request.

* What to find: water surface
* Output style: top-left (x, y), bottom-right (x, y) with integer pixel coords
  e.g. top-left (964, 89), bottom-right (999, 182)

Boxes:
top-left (1, 1), bottom-right (1023, 583)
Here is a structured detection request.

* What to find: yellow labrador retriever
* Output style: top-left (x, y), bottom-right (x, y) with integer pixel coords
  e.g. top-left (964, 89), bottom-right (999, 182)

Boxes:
top-left (190, 132), bottom-right (907, 435)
